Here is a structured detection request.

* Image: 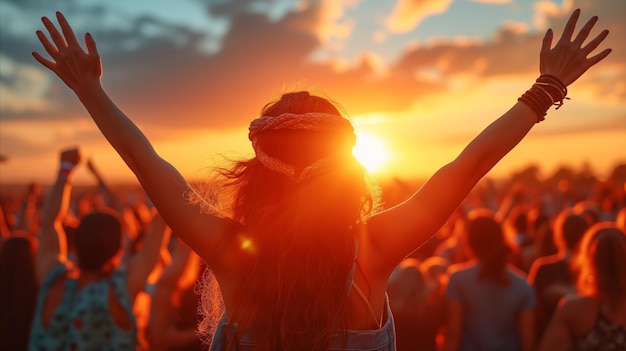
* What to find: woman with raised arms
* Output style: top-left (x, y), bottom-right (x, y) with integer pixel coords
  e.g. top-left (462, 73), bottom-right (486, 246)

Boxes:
top-left (33, 9), bottom-right (611, 351)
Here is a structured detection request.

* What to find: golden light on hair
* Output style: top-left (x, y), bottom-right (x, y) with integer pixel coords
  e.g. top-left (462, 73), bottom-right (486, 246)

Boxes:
top-left (352, 132), bottom-right (390, 173)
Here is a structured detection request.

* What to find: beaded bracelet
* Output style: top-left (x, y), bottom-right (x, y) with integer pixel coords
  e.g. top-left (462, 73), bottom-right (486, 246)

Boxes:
top-left (540, 74), bottom-right (567, 94)
top-left (518, 75), bottom-right (569, 122)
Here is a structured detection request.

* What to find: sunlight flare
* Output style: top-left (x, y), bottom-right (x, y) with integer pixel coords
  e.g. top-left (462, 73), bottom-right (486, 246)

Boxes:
top-left (352, 133), bottom-right (390, 173)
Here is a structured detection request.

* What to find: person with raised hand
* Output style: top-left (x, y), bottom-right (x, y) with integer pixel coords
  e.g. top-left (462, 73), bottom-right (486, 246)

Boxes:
top-left (29, 147), bottom-right (168, 351)
top-left (33, 9), bottom-right (611, 351)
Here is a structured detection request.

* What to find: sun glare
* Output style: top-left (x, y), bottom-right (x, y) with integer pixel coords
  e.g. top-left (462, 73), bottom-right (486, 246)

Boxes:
top-left (353, 133), bottom-right (390, 173)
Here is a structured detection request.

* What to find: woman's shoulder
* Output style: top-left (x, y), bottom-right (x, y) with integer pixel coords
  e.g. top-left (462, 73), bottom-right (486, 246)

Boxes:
top-left (557, 294), bottom-right (597, 319)
top-left (555, 294), bottom-right (623, 341)
top-left (444, 261), bottom-right (478, 290)
top-left (447, 260), bottom-right (477, 276)
top-left (505, 265), bottom-right (531, 284)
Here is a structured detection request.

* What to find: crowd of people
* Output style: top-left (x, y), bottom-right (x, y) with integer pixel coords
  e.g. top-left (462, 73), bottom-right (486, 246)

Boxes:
top-left (0, 150), bottom-right (205, 351)
top-left (0, 7), bottom-right (624, 351)
top-left (1, 148), bottom-right (625, 350)
top-left (386, 171), bottom-right (626, 351)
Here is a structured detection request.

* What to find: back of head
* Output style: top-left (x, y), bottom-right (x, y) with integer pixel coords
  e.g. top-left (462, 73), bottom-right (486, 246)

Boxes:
top-left (388, 258), bottom-right (427, 315)
top-left (572, 200), bottom-right (601, 226)
top-left (421, 256), bottom-right (450, 283)
top-left (0, 235), bottom-right (35, 263)
top-left (229, 90), bottom-right (371, 232)
top-left (466, 210), bottom-right (511, 286)
top-left (504, 205), bottom-right (530, 248)
top-left (576, 223), bottom-right (626, 303)
top-left (553, 208), bottom-right (589, 253)
top-left (252, 91), bottom-right (356, 172)
top-left (75, 211), bottom-right (122, 272)
top-left (527, 207), bottom-right (549, 236)
top-left (0, 236), bottom-right (37, 289)
top-left (509, 206), bottom-right (528, 234)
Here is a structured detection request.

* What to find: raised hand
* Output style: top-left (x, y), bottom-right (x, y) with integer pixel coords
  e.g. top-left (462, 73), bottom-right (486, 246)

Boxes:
top-left (540, 9), bottom-right (611, 86)
top-left (32, 12), bottom-right (101, 93)
top-left (60, 147), bottom-right (81, 167)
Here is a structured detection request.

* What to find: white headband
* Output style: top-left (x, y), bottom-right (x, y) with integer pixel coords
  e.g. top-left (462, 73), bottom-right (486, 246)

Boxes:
top-left (248, 112), bottom-right (355, 182)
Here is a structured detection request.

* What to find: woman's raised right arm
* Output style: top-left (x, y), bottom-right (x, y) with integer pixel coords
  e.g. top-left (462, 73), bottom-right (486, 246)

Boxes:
top-left (366, 9), bottom-right (611, 273)
top-left (32, 12), bottom-right (231, 266)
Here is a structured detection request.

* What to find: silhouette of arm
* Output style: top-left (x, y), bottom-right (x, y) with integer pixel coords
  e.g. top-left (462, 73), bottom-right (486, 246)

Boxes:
top-left (86, 157), bottom-right (121, 210)
top-left (36, 147), bottom-right (80, 284)
top-left (33, 12), bottom-right (235, 269)
top-left (15, 183), bottom-right (42, 234)
top-left (126, 211), bottom-right (170, 302)
top-left (367, 9), bottom-right (611, 273)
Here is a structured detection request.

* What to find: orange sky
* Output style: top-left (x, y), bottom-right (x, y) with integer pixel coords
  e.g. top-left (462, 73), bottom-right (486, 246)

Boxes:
top-left (0, 0), bottom-right (625, 186)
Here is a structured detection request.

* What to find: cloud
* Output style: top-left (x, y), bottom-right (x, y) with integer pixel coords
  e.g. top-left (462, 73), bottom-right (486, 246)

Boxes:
top-left (2, 0), bottom-right (440, 127)
top-left (385, 0), bottom-right (452, 34)
top-left (497, 21), bottom-right (530, 36)
top-left (314, 0), bottom-right (358, 43)
top-left (4, 0), bottom-right (624, 114)
top-left (390, 0), bottom-right (624, 99)
top-left (533, 0), bottom-right (570, 30)
top-left (0, 56), bottom-right (55, 113)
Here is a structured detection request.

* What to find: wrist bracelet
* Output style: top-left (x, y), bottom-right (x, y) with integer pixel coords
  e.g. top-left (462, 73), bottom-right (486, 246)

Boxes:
top-left (59, 161), bottom-right (75, 179)
top-left (60, 161), bottom-right (75, 171)
top-left (518, 75), bottom-right (569, 123)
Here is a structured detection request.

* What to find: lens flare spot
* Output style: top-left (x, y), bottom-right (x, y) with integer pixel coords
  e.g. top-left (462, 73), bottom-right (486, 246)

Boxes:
top-left (238, 235), bottom-right (256, 253)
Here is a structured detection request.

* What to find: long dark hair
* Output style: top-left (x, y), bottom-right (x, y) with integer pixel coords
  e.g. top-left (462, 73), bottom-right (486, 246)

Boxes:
top-left (575, 223), bottom-right (626, 307)
top-left (203, 91), bottom-right (376, 350)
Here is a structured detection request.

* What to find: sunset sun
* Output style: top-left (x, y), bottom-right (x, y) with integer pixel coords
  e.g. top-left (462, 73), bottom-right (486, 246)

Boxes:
top-left (352, 133), bottom-right (390, 173)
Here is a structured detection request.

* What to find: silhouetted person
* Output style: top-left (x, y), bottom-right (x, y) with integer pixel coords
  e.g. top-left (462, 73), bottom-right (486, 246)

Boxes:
top-left (28, 148), bottom-right (167, 350)
top-left (528, 209), bottom-right (589, 339)
top-left (444, 210), bottom-right (535, 351)
top-left (538, 223), bottom-right (626, 351)
top-left (0, 235), bottom-right (38, 351)
top-left (388, 258), bottom-right (445, 351)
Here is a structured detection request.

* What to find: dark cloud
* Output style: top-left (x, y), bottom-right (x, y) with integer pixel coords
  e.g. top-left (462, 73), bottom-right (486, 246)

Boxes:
top-left (206, 0), bottom-right (295, 18)
top-left (99, 8), bottom-right (323, 129)
top-left (1, 0), bottom-right (444, 129)
top-left (393, 30), bottom-right (542, 79)
top-left (208, 0), bottom-right (268, 17)
top-left (0, 130), bottom-right (57, 159)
